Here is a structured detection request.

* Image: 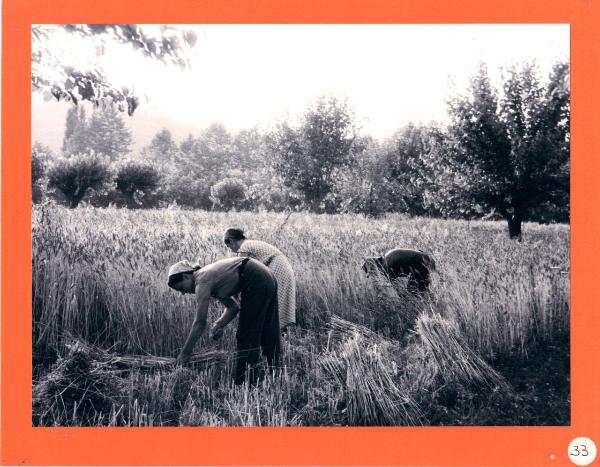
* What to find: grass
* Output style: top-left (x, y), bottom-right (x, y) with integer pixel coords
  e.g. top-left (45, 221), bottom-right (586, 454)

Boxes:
top-left (32, 202), bottom-right (570, 426)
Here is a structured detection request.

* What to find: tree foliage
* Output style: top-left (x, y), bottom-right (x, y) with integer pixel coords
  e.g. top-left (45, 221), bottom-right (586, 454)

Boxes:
top-left (62, 106), bottom-right (88, 155)
top-left (63, 105), bottom-right (133, 161)
top-left (425, 62), bottom-right (570, 238)
top-left (330, 137), bottom-right (391, 217)
top-left (115, 161), bottom-right (162, 208)
top-left (246, 182), bottom-right (302, 212)
top-left (176, 124), bottom-right (234, 183)
top-left (162, 173), bottom-right (212, 210)
top-left (32, 143), bottom-right (55, 203)
top-left (383, 124), bottom-right (437, 215)
top-left (47, 153), bottom-right (113, 208)
top-left (34, 63), bottom-right (569, 225)
top-left (210, 178), bottom-right (247, 210)
top-left (141, 128), bottom-right (179, 165)
top-left (230, 128), bottom-right (275, 186)
top-left (32, 143), bottom-right (54, 185)
top-left (32, 24), bottom-right (198, 115)
top-left (269, 96), bottom-right (358, 212)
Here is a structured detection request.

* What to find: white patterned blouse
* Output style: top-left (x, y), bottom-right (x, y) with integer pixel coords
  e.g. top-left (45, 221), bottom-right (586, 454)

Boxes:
top-left (237, 239), bottom-right (296, 329)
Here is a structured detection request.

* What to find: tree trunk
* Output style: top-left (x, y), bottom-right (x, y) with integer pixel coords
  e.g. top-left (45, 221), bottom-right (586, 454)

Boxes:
top-left (309, 193), bottom-right (324, 213)
top-left (69, 192), bottom-right (85, 208)
top-left (507, 212), bottom-right (523, 241)
top-left (367, 183), bottom-right (374, 217)
top-left (125, 193), bottom-right (135, 209)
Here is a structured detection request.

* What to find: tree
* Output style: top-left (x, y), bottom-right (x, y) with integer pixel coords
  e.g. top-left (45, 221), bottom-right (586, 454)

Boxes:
top-left (162, 172), bottom-right (213, 209)
top-left (68, 106), bottom-right (133, 161)
top-left (32, 143), bottom-right (54, 203)
top-left (32, 24), bottom-right (197, 115)
top-left (47, 152), bottom-right (113, 208)
top-left (166, 124), bottom-right (235, 208)
top-left (195, 123), bottom-right (235, 181)
top-left (63, 106), bottom-right (89, 155)
top-left (115, 161), bottom-right (162, 208)
top-left (381, 124), bottom-right (437, 215)
top-left (246, 182), bottom-right (302, 212)
top-left (430, 62), bottom-right (569, 238)
top-left (63, 106), bottom-right (80, 152)
top-left (330, 137), bottom-right (393, 217)
top-left (32, 143), bottom-right (53, 185)
top-left (177, 124), bottom-right (234, 181)
top-left (231, 128), bottom-right (272, 185)
top-left (141, 128), bottom-right (179, 164)
top-left (269, 96), bottom-right (358, 212)
top-left (500, 62), bottom-right (570, 232)
top-left (210, 178), bottom-right (247, 211)
top-left (159, 124), bottom-right (277, 209)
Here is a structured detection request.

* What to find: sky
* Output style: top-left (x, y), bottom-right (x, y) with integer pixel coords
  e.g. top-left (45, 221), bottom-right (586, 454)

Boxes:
top-left (32, 24), bottom-right (570, 154)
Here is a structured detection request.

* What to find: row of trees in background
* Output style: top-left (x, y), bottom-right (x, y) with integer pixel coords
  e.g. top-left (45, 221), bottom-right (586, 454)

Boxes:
top-left (32, 61), bottom-right (570, 238)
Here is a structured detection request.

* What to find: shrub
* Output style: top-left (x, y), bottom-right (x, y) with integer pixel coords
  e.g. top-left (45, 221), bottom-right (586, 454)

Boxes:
top-left (47, 152), bottom-right (113, 208)
top-left (210, 177), bottom-right (246, 211)
top-left (115, 160), bottom-right (162, 208)
top-left (246, 183), bottom-right (302, 212)
top-left (162, 172), bottom-right (213, 210)
top-left (32, 143), bottom-right (53, 203)
top-left (32, 147), bottom-right (47, 185)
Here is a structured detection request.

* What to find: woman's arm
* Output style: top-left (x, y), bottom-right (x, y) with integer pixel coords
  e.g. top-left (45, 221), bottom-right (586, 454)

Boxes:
top-left (211, 297), bottom-right (240, 339)
top-left (177, 284), bottom-right (211, 364)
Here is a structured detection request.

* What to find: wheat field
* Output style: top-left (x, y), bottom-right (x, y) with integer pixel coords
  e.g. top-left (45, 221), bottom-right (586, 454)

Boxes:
top-left (32, 203), bottom-right (570, 426)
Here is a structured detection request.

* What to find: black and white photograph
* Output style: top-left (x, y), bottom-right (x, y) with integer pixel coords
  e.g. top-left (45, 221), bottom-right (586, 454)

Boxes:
top-left (31, 24), bottom-right (570, 427)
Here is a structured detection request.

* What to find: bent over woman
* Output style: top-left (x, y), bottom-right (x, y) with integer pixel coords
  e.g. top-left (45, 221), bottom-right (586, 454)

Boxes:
top-left (362, 248), bottom-right (436, 294)
top-left (223, 228), bottom-right (296, 330)
top-left (168, 257), bottom-right (281, 384)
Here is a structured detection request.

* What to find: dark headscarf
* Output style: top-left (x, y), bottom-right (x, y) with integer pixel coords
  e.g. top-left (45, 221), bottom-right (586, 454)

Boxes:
top-left (224, 228), bottom-right (246, 240)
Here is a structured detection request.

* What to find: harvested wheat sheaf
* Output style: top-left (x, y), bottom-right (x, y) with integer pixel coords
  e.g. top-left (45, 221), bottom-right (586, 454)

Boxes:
top-left (321, 317), bottom-right (422, 426)
top-left (416, 314), bottom-right (512, 393)
top-left (325, 315), bottom-right (396, 348)
top-left (33, 339), bottom-right (228, 425)
top-left (33, 340), bottom-right (126, 424)
top-left (67, 339), bottom-right (228, 370)
top-left (320, 335), bottom-right (422, 426)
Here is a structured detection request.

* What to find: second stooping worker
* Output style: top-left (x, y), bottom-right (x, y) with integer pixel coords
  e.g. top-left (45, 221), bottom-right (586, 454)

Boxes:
top-left (223, 228), bottom-right (297, 331)
top-left (362, 248), bottom-right (436, 294)
top-left (167, 257), bottom-right (281, 385)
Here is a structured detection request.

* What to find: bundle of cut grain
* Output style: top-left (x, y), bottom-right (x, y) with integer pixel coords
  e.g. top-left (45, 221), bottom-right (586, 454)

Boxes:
top-left (416, 313), bottom-right (512, 393)
top-left (69, 339), bottom-right (228, 370)
top-left (33, 339), bottom-right (228, 425)
top-left (325, 315), bottom-right (395, 349)
top-left (33, 340), bottom-right (125, 425)
top-left (319, 334), bottom-right (422, 426)
top-left (106, 351), bottom-right (228, 370)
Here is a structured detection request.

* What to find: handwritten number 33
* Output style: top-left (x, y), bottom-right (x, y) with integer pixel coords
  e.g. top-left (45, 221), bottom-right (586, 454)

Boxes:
top-left (571, 445), bottom-right (589, 457)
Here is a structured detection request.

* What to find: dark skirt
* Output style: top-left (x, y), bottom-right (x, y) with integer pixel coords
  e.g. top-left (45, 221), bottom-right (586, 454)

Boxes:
top-left (234, 258), bottom-right (281, 384)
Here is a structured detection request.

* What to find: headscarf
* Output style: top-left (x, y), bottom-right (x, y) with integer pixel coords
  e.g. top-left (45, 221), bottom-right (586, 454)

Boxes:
top-left (361, 256), bottom-right (385, 275)
top-left (167, 260), bottom-right (200, 286)
top-left (224, 228), bottom-right (246, 240)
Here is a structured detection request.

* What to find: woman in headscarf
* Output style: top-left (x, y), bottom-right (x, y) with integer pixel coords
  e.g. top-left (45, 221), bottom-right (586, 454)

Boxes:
top-left (223, 228), bottom-right (296, 331)
top-left (167, 257), bottom-right (281, 385)
top-left (362, 248), bottom-right (436, 294)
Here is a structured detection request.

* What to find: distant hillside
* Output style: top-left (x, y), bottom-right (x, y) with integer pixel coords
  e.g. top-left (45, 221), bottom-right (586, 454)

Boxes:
top-left (32, 93), bottom-right (214, 155)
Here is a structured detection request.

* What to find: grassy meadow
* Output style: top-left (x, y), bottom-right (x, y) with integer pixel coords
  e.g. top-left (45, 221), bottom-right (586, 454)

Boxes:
top-left (32, 203), bottom-right (570, 426)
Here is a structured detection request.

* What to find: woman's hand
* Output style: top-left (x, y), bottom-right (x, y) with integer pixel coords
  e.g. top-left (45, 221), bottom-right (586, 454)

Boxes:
top-left (210, 321), bottom-right (225, 340)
